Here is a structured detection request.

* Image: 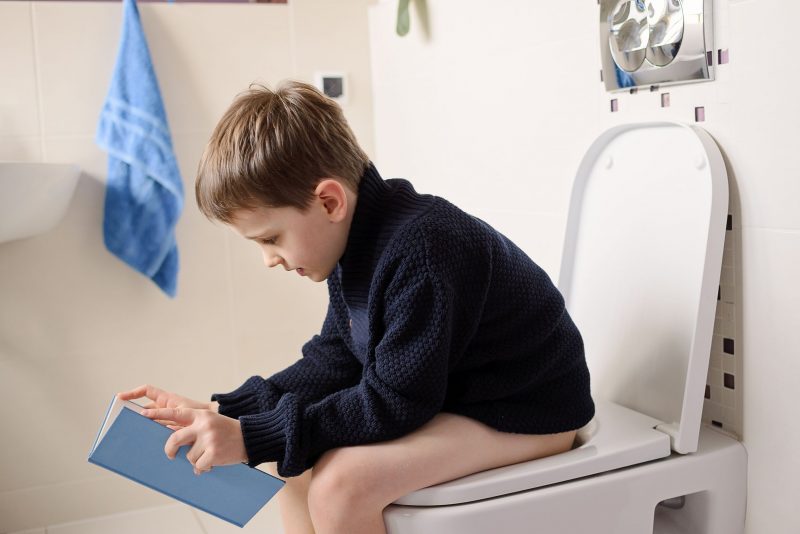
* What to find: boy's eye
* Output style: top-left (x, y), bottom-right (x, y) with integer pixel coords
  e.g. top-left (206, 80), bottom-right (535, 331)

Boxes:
top-left (260, 236), bottom-right (277, 245)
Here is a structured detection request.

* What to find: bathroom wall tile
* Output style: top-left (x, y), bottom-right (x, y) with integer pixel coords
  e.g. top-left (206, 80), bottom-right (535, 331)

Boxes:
top-left (139, 3), bottom-right (293, 135)
top-left (32, 2), bottom-right (121, 138)
top-left (290, 0), bottom-right (375, 156)
top-left (0, 135), bottom-right (42, 162)
top-left (702, 399), bottom-right (721, 423)
top-left (224, 228), bottom-right (329, 386)
top-left (727, 0), bottom-right (800, 231)
top-left (0, 2), bottom-right (39, 137)
top-left (709, 385), bottom-right (723, 403)
top-left (408, 0), bottom-right (597, 55)
top-left (722, 354), bottom-right (736, 374)
top-left (709, 351), bottom-right (721, 371)
top-left (47, 504), bottom-right (202, 534)
top-left (370, 6), bottom-right (602, 217)
top-left (192, 502), bottom-right (283, 533)
top-left (740, 226), bottom-right (800, 530)
top-left (0, 475), bottom-right (171, 533)
top-left (33, 2), bottom-right (292, 138)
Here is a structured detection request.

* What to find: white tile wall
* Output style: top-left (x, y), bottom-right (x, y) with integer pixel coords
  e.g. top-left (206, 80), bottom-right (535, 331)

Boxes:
top-left (368, 1), bottom-right (800, 533)
top-left (0, 3), bottom-right (40, 138)
top-left (0, 1), bottom-right (373, 532)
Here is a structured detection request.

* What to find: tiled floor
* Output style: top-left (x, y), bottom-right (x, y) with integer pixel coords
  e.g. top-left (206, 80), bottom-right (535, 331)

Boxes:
top-left (8, 503), bottom-right (284, 534)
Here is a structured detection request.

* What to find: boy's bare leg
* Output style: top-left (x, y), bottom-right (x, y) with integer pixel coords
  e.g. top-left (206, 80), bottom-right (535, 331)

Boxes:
top-left (264, 463), bottom-right (315, 534)
top-left (306, 413), bottom-right (577, 534)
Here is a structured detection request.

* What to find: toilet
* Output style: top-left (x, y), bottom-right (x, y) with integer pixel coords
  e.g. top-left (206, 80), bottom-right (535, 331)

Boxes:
top-left (383, 122), bottom-right (748, 533)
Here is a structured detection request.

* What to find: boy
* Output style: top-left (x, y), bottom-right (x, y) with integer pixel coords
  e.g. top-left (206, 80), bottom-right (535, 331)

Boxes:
top-left (119, 80), bottom-right (594, 534)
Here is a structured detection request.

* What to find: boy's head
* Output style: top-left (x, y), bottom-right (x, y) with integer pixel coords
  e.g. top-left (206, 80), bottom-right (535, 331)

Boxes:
top-left (196, 80), bottom-right (370, 282)
top-left (196, 80), bottom-right (369, 219)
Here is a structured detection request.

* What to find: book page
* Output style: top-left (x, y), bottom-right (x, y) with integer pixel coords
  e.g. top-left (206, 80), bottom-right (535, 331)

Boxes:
top-left (91, 396), bottom-right (145, 453)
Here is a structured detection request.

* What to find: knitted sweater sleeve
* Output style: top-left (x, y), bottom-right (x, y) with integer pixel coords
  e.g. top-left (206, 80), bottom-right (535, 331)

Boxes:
top-left (238, 255), bottom-right (454, 477)
top-left (210, 300), bottom-right (362, 420)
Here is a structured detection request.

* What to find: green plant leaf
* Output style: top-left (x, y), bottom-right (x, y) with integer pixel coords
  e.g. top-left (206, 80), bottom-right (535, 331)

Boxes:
top-left (397, 0), bottom-right (411, 36)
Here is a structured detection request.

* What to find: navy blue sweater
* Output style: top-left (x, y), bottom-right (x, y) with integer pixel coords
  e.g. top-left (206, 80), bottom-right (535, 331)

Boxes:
top-left (211, 163), bottom-right (594, 477)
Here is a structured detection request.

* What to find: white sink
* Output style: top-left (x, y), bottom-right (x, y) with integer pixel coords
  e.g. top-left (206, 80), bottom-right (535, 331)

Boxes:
top-left (0, 162), bottom-right (81, 244)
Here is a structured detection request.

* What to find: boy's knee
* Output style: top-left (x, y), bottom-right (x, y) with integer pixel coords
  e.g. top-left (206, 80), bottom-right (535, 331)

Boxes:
top-left (308, 450), bottom-right (384, 517)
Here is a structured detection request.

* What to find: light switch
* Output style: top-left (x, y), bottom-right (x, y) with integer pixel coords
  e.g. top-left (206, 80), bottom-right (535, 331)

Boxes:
top-left (314, 72), bottom-right (348, 105)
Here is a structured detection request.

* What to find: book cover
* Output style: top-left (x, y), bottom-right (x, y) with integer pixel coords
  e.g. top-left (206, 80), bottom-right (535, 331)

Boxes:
top-left (88, 394), bottom-right (284, 527)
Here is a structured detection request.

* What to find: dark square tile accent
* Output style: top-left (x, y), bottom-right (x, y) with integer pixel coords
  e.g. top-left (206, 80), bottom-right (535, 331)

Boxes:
top-left (705, 385), bottom-right (711, 399)
top-left (630, 87), bottom-right (639, 95)
top-left (727, 214), bottom-right (733, 230)
top-left (650, 85), bottom-right (659, 92)
top-left (718, 49), bottom-right (729, 64)
top-left (712, 420), bottom-right (723, 428)
top-left (707, 50), bottom-right (714, 66)
top-left (723, 337), bottom-right (735, 355)
top-left (661, 93), bottom-right (671, 107)
top-left (718, 285), bottom-right (721, 300)
top-left (611, 99), bottom-right (619, 112)
top-left (695, 106), bottom-right (706, 122)
top-left (724, 373), bottom-right (735, 389)
top-left (600, 69), bottom-right (604, 82)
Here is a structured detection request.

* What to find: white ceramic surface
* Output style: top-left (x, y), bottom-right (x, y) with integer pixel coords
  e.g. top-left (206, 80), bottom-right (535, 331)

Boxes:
top-left (0, 162), bottom-right (80, 244)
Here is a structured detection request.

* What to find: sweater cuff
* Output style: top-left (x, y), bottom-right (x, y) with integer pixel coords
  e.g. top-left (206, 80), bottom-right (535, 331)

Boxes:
top-left (210, 376), bottom-right (265, 420)
top-left (239, 394), bottom-right (302, 475)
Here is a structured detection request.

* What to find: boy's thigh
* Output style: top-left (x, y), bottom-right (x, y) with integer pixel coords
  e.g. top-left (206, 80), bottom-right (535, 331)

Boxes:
top-left (312, 412), bottom-right (576, 508)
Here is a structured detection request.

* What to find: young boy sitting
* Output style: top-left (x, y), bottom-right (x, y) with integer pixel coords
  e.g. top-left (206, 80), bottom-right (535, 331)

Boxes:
top-left (119, 80), bottom-right (595, 534)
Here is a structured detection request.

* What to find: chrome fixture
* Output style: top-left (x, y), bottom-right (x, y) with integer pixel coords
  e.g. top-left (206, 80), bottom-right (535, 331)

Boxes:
top-left (600, 0), bottom-right (714, 92)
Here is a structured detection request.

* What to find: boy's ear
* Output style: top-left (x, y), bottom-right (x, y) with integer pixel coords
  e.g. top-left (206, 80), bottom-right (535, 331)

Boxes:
top-left (314, 178), bottom-right (349, 222)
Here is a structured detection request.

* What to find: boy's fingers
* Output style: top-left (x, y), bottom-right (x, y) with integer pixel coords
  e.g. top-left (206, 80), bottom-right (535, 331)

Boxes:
top-left (194, 451), bottom-right (213, 473)
top-left (153, 419), bottom-right (179, 428)
top-left (118, 384), bottom-right (159, 401)
top-left (142, 407), bottom-right (194, 426)
top-left (116, 386), bottom-right (145, 400)
top-left (164, 427), bottom-right (196, 460)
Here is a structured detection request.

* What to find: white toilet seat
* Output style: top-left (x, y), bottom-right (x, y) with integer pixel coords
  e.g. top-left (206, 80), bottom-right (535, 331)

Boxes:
top-left (394, 400), bottom-right (672, 506)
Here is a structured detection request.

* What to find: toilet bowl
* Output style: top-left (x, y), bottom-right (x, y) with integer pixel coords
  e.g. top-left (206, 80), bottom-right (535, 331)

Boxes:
top-left (384, 122), bottom-right (748, 534)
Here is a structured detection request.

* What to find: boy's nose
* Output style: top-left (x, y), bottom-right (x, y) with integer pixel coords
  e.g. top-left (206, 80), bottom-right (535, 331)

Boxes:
top-left (262, 252), bottom-right (283, 269)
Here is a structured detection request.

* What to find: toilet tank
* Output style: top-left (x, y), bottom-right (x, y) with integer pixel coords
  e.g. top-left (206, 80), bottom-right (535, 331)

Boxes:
top-left (558, 122), bottom-right (728, 454)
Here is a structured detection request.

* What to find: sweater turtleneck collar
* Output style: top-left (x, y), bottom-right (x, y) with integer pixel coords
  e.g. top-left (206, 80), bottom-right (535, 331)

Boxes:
top-left (337, 162), bottom-right (392, 273)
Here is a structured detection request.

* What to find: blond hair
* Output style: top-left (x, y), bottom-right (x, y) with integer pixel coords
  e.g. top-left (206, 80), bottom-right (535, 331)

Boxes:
top-left (195, 80), bottom-right (369, 222)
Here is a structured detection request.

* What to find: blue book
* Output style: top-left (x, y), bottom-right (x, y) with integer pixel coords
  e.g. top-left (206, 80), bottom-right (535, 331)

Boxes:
top-left (88, 395), bottom-right (285, 527)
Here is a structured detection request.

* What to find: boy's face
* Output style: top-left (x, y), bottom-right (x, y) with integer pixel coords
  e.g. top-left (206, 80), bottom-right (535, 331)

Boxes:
top-left (228, 179), bottom-right (356, 283)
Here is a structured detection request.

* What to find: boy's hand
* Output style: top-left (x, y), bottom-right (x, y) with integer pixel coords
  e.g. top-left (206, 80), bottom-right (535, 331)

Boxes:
top-left (117, 384), bottom-right (217, 428)
top-left (141, 407), bottom-right (248, 475)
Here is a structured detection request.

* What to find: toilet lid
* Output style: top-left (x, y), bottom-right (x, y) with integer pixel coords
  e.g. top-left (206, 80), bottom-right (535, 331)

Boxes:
top-left (558, 122), bottom-right (729, 454)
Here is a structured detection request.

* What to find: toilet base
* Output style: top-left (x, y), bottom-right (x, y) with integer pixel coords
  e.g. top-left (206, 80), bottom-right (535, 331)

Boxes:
top-left (383, 425), bottom-right (747, 534)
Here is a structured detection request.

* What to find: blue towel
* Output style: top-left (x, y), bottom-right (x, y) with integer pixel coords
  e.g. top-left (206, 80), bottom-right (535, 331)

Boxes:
top-left (614, 63), bottom-right (636, 89)
top-left (96, 0), bottom-right (183, 297)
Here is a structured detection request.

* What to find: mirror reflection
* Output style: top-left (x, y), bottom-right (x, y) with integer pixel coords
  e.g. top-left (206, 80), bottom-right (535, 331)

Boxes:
top-left (646, 0), bottom-right (684, 67)
top-left (609, 0), bottom-right (649, 72)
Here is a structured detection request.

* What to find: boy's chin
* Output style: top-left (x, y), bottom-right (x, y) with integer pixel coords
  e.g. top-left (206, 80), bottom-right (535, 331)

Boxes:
top-left (300, 270), bottom-right (321, 282)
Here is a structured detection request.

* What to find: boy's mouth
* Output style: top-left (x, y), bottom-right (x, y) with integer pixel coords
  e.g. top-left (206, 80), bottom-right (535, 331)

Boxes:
top-left (297, 268), bottom-right (305, 276)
